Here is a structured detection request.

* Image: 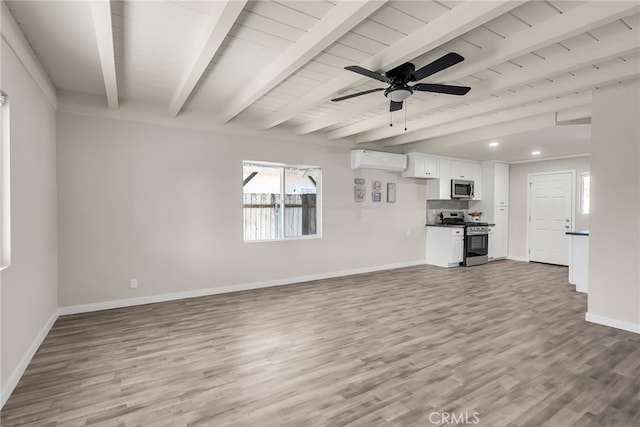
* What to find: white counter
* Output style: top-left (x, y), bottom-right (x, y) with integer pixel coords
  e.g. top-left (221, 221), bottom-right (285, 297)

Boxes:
top-left (567, 231), bottom-right (589, 293)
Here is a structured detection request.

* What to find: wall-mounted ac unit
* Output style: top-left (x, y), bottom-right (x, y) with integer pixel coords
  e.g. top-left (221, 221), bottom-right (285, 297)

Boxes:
top-left (351, 149), bottom-right (407, 172)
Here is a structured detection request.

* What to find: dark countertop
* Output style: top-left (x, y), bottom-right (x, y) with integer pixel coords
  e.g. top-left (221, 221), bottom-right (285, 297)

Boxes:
top-left (426, 223), bottom-right (495, 228)
top-left (566, 230), bottom-right (589, 236)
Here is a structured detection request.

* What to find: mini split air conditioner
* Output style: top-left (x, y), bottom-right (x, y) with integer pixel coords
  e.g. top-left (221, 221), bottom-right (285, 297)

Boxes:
top-left (350, 149), bottom-right (407, 172)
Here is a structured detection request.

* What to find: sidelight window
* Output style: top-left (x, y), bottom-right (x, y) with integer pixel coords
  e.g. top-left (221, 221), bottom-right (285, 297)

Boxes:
top-left (581, 173), bottom-right (590, 215)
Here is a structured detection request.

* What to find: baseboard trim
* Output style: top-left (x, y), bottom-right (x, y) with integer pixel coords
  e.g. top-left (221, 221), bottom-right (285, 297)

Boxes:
top-left (1, 308), bottom-right (60, 409)
top-left (585, 312), bottom-right (640, 334)
top-left (506, 255), bottom-right (529, 262)
top-left (59, 260), bottom-right (426, 316)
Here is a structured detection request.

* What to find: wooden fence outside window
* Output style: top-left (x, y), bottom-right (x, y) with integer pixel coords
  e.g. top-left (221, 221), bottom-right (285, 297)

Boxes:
top-left (243, 193), bottom-right (316, 240)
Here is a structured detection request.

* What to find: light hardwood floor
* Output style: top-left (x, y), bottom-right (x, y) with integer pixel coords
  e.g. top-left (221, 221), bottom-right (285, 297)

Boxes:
top-left (2, 260), bottom-right (640, 426)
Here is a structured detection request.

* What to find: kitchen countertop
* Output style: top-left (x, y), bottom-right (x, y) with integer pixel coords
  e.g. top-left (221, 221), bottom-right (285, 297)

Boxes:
top-left (566, 230), bottom-right (589, 236)
top-left (426, 223), bottom-right (495, 227)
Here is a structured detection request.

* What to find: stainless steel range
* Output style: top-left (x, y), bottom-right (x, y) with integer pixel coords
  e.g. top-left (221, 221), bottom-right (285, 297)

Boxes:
top-left (437, 212), bottom-right (489, 266)
top-left (464, 223), bottom-right (489, 266)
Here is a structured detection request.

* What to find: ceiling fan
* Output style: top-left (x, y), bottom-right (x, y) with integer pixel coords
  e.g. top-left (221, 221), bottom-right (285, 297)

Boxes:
top-left (331, 52), bottom-right (471, 112)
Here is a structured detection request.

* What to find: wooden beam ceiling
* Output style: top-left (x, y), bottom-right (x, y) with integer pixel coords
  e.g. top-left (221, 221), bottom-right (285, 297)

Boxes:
top-left (262, 0), bottom-right (523, 129)
top-left (168, 0), bottom-right (248, 117)
top-left (217, 0), bottom-right (387, 124)
top-left (90, 0), bottom-right (118, 109)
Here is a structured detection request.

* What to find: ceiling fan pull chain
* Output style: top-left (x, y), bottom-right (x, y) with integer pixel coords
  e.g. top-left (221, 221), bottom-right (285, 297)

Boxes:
top-left (390, 110), bottom-right (393, 127)
top-left (404, 102), bottom-right (407, 131)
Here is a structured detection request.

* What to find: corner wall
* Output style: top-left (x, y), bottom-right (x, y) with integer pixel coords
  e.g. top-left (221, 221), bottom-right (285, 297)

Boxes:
top-left (587, 79), bottom-right (640, 332)
top-left (56, 112), bottom-right (427, 308)
top-left (508, 156), bottom-right (590, 260)
top-left (1, 40), bottom-right (58, 400)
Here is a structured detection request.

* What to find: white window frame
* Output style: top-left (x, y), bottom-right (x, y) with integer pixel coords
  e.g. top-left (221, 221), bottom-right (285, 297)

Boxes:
top-left (242, 160), bottom-right (322, 243)
top-left (580, 172), bottom-right (590, 215)
top-left (0, 91), bottom-right (10, 270)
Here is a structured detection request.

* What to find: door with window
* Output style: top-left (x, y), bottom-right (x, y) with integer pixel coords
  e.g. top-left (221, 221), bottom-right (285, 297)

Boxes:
top-left (528, 172), bottom-right (574, 266)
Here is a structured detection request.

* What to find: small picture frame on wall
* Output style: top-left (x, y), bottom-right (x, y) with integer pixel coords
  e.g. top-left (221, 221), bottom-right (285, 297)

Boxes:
top-left (354, 178), bottom-right (365, 202)
top-left (387, 182), bottom-right (396, 203)
top-left (372, 192), bottom-right (382, 202)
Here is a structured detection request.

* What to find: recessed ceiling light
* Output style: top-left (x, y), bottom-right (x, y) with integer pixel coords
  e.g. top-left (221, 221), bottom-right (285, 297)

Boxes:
top-left (531, 150), bottom-right (541, 155)
top-left (489, 141), bottom-right (499, 147)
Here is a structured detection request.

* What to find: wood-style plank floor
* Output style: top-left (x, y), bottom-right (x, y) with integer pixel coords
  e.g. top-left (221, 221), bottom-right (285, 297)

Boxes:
top-left (2, 260), bottom-right (640, 426)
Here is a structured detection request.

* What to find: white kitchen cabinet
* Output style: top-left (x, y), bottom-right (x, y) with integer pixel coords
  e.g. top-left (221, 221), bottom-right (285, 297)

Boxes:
top-left (492, 206), bottom-right (509, 259)
top-left (568, 233), bottom-right (589, 293)
top-left (472, 162), bottom-right (482, 201)
top-left (402, 153), bottom-right (440, 178)
top-left (426, 226), bottom-right (464, 267)
top-left (451, 160), bottom-right (474, 180)
top-left (452, 234), bottom-right (464, 264)
top-left (488, 226), bottom-right (496, 259)
top-left (426, 159), bottom-right (451, 200)
top-left (494, 162), bottom-right (509, 206)
top-left (473, 161), bottom-right (509, 222)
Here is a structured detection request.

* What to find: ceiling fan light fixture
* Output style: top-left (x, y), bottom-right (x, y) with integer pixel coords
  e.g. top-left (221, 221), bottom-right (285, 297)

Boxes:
top-left (386, 88), bottom-right (412, 102)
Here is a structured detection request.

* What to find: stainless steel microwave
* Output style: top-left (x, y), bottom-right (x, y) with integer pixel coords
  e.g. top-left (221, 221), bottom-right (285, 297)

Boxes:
top-left (451, 179), bottom-right (474, 199)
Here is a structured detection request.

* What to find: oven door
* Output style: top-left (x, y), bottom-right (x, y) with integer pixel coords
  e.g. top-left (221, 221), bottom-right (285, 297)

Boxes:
top-left (465, 233), bottom-right (488, 257)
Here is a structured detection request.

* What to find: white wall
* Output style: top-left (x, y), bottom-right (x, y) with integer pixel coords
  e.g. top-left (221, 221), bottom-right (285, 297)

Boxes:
top-left (0, 40), bottom-right (58, 395)
top-left (588, 79), bottom-right (640, 330)
top-left (508, 156), bottom-right (590, 260)
top-left (56, 112), bottom-right (427, 308)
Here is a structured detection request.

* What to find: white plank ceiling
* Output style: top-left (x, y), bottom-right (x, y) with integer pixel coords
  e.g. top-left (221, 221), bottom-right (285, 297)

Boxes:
top-left (4, 0), bottom-right (640, 161)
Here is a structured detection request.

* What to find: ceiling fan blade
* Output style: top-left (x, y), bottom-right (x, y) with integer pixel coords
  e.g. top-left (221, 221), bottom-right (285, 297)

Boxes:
top-left (390, 101), bottom-right (403, 112)
top-left (344, 65), bottom-right (392, 84)
top-left (412, 83), bottom-right (471, 96)
top-left (410, 52), bottom-right (464, 82)
top-left (331, 87), bottom-right (385, 102)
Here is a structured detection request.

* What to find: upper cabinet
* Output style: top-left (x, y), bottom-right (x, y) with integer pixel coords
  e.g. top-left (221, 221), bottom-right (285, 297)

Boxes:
top-left (402, 153), bottom-right (440, 178)
top-left (451, 160), bottom-right (474, 180)
top-left (404, 153), bottom-right (483, 201)
top-left (474, 161), bottom-right (510, 222)
top-left (482, 161), bottom-right (509, 208)
top-left (426, 159), bottom-right (451, 200)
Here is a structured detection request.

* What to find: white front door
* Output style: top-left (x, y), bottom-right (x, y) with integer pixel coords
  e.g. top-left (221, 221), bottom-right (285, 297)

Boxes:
top-left (528, 172), bottom-right (574, 266)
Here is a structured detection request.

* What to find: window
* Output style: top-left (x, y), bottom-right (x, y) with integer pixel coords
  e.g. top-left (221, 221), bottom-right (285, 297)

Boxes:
top-left (0, 90), bottom-right (10, 270)
top-left (581, 173), bottom-right (590, 215)
top-left (242, 161), bottom-right (321, 241)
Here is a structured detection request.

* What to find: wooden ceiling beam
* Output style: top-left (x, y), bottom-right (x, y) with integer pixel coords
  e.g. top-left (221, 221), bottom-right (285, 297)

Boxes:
top-left (330, 2), bottom-right (640, 141)
top-left (375, 59), bottom-right (638, 146)
top-left (168, 0), bottom-right (247, 117)
top-left (262, 0), bottom-right (523, 129)
top-left (382, 93), bottom-right (592, 148)
top-left (217, 0), bottom-right (387, 124)
top-left (90, 0), bottom-right (118, 109)
top-left (353, 37), bottom-right (640, 143)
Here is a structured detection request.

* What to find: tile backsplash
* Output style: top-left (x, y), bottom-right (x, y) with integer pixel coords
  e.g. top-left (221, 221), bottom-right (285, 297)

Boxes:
top-left (426, 199), bottom-right (470, 224)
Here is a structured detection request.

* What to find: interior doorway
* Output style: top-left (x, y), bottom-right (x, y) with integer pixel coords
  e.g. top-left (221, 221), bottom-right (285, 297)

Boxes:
top-left (528, 171), bottom-right (575, 266)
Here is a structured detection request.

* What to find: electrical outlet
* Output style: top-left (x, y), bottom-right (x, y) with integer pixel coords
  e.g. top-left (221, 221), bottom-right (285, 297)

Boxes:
top-left (130, 279), bottom-right (138, 289)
